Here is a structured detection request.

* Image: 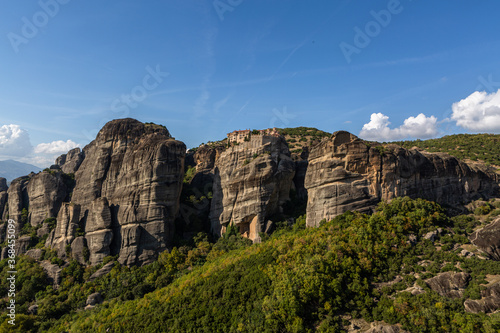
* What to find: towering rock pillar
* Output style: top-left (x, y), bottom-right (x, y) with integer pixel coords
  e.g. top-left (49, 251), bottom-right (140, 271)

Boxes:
top-left (209, 134), bottom-right (295, 242)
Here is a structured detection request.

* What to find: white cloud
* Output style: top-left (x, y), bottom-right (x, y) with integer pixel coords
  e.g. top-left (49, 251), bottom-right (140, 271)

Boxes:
top-left (359, 112), bottom-right (439, 141)
top-left (0, 123), bottom-right (80, 167)
top-left (0, 124), bottom-right (33, 158)
top-left (33, 140), bottom-right (80, 167)
top-left (34, 140), bottom-right (80, 155)
top-left (451, 89), bottom-right (500, 132)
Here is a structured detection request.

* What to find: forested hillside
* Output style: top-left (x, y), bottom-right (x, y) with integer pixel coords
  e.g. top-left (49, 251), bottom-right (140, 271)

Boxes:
top-left (4, 197), bottom-right (500, 332)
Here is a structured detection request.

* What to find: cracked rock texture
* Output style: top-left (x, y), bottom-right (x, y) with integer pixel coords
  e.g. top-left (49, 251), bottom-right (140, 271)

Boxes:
top-left (27, 171), bottom-right (68, 227)
top-left (465, 282), bottom-right (500, 313)
top-left (425, 272), bottom-right (471, 298)
top-left (56, 147), bottom-right (85, 174)
top-left (67, 118), bottom-right (185, 265)
top-left (305, 131), bottom-right (499, 227)
top-left (470, 217), bottom-right (500, 260)
top-left (45, 203), bottom-right (81, 257)
top-left (209, 135), bottom-right (295, 242)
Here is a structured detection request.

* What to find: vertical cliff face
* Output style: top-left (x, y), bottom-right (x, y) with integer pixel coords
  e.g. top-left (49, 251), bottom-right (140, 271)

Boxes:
top-left (55, 147), bottom-right (85, 174)
top-left (209, 135), bottom-right (295, 242)
top-left (45, 202), bottom-right (80, 257)
top-left (3, 176), bottom-right (30, 228)
top-left (67, 118), bottom-right (186, 266)
top-left (0, 178), bottom-right (7, 219)
top-left (27, 171), bottom-right (68, 227)
top-left (305, 131), bottom-right (499, 227)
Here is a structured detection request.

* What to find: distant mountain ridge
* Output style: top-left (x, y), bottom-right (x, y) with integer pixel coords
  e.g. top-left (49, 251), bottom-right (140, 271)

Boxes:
top-left (0, 159), bottom-right (42, 182)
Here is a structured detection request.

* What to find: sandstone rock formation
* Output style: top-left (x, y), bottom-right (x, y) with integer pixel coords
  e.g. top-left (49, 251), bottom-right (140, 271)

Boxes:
top-left (425, 272), bottom-right (471, 298)
top-left (464, 282), bottom-right (500, 313)
top-left (0, 178), bottom-right (7, 218)
top-left (65, 119), bottom-right (186, 266)
top-left (470, 217), bottom-right (500, 260)
top-left (55, 147), bottom-right (85, 174)
top-left (88, 262), bottom-right (115, 281)
top-left (305, 131), bottom-right (499, 227)
top-left (71, 236), bottom-right (87, 265)
top-left (40, 261), bottom-right (63, 287)
top-left (209, 135), bottom-right (295, 241)
top-left (2, 176), bottom-right (30, 227)
top-left (45, 203), bottom-right (81, 257)
top-left (27, 171), bottom-right (68, 227)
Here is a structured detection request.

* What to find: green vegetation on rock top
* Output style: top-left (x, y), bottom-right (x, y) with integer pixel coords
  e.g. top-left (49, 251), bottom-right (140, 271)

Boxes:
top-left (393, 134), bottom-right (500, 168)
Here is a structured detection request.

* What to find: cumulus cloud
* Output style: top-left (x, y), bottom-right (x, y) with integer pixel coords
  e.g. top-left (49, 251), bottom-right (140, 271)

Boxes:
top-left (0, 124), bottom-right (33, 158)
top-left (451, 89), bottom-right (500, 132)
top-left (33, 140), bottom-right (80, 167)
top-left (359, 113), bottom-right (439, 142)
top-left (0, 123), bottom-right (80, 167)
top-left (34, 140), bottom-right (80, 155)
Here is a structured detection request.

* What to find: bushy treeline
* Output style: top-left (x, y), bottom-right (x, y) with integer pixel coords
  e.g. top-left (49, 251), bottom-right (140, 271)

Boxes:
top-left (393, 134), bottom-right (500, 167)
top-left (277, 127), bottom-right (331, 139)
top-left (4, 197), bottom-right (499, 332)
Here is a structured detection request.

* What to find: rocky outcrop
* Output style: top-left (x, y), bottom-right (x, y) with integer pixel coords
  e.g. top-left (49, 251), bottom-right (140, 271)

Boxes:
top-left (25, 248), bottom-right (43, 261)
top-left (470, 217), bottom-right (500, 260)
top-left (305, 131), bottom-right (499, 227)
top-left (193, 144), bottom-right (225, 173)
top-left (46, 203), bottom-right (80, 257)
top-left (0, 178), bottom-right (7, 218)
top-left (209, 135), bottom-right (295, 242)
top-left (40, 261), bottom-right (62, 287)
top-left (88, 262), bottom-right (115, 281)
top-left (1, 171), bottom-right (68, 229)
top-left (27, 171), bottom-right (68, 227)
top-left (71, 236), bottom-right (87, 265)
top-left (3, 176), bottom-right (30, 227)
top-left (425, 272), bottom-right (471, 298)
top-left (67, 119), bottom-right (185, 266)
top-left (464, 282), bottom-right (500, 313)
top-left (85, 198), bottom-right (113, 265)
top-left (86, 292), bottom-right (103, 306)
top-left (55, 147), bottom-right (85, 174)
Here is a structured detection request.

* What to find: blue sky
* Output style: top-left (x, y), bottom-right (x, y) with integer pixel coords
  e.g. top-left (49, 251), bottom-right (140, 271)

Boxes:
top-left (1, 0), bottom-right (500, 167)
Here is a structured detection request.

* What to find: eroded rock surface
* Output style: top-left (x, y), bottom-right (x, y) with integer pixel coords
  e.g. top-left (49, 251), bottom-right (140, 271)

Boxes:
top-left (3, 176), bottom-right (30, 227)
top-left (46, 203), bottom-right (81, 257)
top-left (68, 119), bottom-right (185, 265)
top-left (425, 272), bottom-right (471, 298)
top-left (464, 282), bottom-right (500, 313)
top-left (209, 135), bottom-right (295, 241)
top-left (470, 217), bottom-right (500, 260)
top-left (55, 147), bottom-right (85, 174)
top-left (0, 178), bottom-right (7, 218)
top-left (305, 131), bottom-right (499, 227)
top-left (27, 171), bottom-right (68, 227)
